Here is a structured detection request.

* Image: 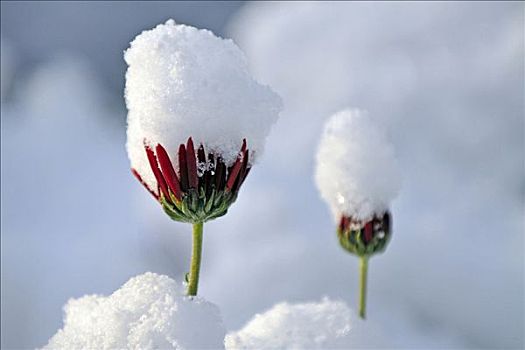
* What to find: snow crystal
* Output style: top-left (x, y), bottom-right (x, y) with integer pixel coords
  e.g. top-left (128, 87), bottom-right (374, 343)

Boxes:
top-left (315, 109), bottom-right (401, 221)
top-left (125, 19), bottom-right (282, 191)
top-left (43, 273), bottom-right (226, 350)
top-left (225, 297), bottom-right (375, 349)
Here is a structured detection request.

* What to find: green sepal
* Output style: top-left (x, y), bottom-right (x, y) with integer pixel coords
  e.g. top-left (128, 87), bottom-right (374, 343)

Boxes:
top-left (159, 187), bottom-right (240, 224)
top-left (337, 226), bottom-right (391, 258)
top-left (204, 189), bottom-right (216, 213)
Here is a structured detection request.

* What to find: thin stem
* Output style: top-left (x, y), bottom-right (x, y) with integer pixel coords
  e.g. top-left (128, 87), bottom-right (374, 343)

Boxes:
top-left (359, 255), bottom-right (368, 319)
top-left (187, 222), bottom-right (203, 296)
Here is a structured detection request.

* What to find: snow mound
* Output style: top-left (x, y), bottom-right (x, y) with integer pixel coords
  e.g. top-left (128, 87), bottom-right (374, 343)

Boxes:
top-left (315, 109), bottom-right (401, 221)
top-left (43, 273), bottom-right (226, 350)
top-left (226, 297), bottom-right (372, 349)
top-left (125, 19), bottom-right (282, 191)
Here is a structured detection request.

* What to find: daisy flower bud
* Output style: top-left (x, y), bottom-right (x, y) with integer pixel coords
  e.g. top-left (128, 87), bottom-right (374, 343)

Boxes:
top-left (125, 20), bottom-right (282, 295)
top-left (315, 109), bottom-right (401, 318)
top-left (337, 212), bottom-right (391, 257)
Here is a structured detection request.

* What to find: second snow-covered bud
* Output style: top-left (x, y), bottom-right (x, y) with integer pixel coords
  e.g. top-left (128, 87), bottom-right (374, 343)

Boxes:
top-left (315, 109), bottom-right (401, 257)
top-left (315, 109), bottom-right (401, 318)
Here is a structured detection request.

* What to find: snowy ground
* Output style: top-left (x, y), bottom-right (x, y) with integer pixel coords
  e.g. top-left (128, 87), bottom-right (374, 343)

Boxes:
top-left (43, 273), bottom-right (376, 349)
top-left (1, 2), bottom-right (523, 349)
top-left (44, 273), bottom-right (226, 350)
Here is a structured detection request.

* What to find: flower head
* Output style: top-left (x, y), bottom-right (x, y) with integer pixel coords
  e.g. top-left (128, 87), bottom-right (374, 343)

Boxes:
top-left (337, 212), bottom-right (391, 256)
top-left (315, 109), bottom-right (401, 256)
top-left (132, 137), bottom-right (250, 223)
top-left (124, 20), bottom-right (282, 222)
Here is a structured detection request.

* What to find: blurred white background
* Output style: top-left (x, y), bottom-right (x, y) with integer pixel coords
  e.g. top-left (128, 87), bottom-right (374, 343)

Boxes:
top-left (1, 2), bottom-right (523, 349)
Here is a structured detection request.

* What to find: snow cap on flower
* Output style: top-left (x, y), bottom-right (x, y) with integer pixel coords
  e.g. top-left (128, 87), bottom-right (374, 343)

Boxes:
top-left (315, 109), bottom-right (401, 222)
top-left (125, 19), bottom-right (282, 192)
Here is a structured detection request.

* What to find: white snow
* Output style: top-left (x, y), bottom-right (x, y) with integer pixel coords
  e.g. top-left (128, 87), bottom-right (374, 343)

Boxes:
top-left (125, 19), bottom-right (282, 191)
top-left (43, 275), bottom-right (379, 350)
top-left (226, 297), bottom-right (382, 349)
top-left (43, 273), bottom-right (226, 350)
top-left (315, 109), bottom-right (401, 221)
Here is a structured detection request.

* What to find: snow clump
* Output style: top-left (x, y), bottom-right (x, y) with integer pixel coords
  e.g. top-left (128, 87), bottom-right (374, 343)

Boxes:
top-left (315, 109), bottom-right (401, 221)
top-left (125, 19), bottom-right (282, 191)
top-left (226, 297), bottom-right (368, 349)
top-left (43, 273), bottom-right (226, 350)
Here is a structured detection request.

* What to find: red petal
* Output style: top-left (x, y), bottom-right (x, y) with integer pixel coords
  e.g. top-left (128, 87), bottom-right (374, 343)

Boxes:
top-left (186, 137), bottom-right (198, 189)
top-left (364, 221), bottom-right (373, 243)
top-left (232, 148), bottom-right (249, 193)
top-left (131, 168), bottom-right (159, 201)
top-left (155, 144), bottom-right (182, 201)
top-left (178, 144), bottom-right (189, 192)
top-left (338, 216), bottom-right (346, 231)
top-left (215, 157), bottom-right (225, 191)
top-left (144, 145), bottom-right (170, 201)
top-left (239, 166), bottom-right (251, 188)
top-left (226, 159), bottom-right (242, 191)
top-left (197, 145), bottom-right (206, 164)
top-left (342, 216), bottom-right (351, 231)
top-left (226, 140), bottom-right (247, 191)
top-left (383, 212), bottom-right (391, 235)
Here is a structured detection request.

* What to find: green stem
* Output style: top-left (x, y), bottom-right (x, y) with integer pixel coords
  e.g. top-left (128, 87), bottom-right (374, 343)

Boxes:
top-left (359, 255), bottom-right (368, 319)
top-left (187, 222), bottom-right (203, 296)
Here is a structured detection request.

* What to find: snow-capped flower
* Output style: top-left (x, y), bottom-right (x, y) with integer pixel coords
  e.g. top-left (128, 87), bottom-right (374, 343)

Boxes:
top-left (125, 19), bottom-right (281, 224)
top-left (315, 109), bottom-right (400, 256)
top-left (315, 109), bottom-right (401, 318)
top-left (125, 19), bottom-right (281, 197)
top-left (124, 20), bottom-right (282, 295)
